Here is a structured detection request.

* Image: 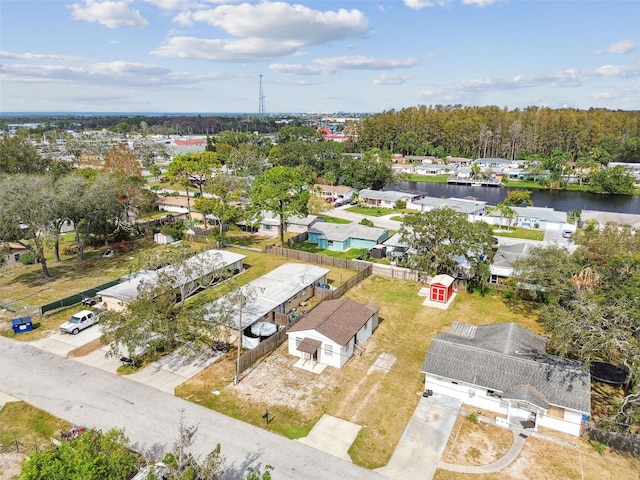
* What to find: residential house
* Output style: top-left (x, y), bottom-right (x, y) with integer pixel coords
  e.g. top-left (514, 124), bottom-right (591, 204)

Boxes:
top-left (486, 206), bottom-right (568, 231)
top-left (414, 164), bottom-right (451, 176)
top-left (308, 222), bottom-right (390, 252)
top-left (204, 263), bottom-right (330, 349)
top-left (358, 189), bottom-right (420, 208)
top-left (236, 212), bottom-right (320, 237)
top-left (392, 164), bottom-right (415, 175)
top-left (446, 156), bottom-right (473, 166)
top-left (1, 241), bottom-right (30, 268)
top-left (421, 322), bottom-right (591, 436)
top-left (98, 249), bottom-right (246, 311)
top-left (287, 298), bottom-right (379, 369)
top-left (489, 242), bottom-right (534, 285)
top-left (156, 196), bottom-right (203, 221)
top-left (313, 184), bottom-right (358, 203)
top-left (408, 196), bottom-right (487, 219)
top-left (580, 210), bottom-right (640, 233)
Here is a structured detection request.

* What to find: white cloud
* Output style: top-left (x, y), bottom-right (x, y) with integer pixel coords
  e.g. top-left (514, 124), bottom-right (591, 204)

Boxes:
top-left (373, 73), bottom-right (414, 85)
top-left (152, 36), bottom-right (298, 61)
top-left (0, 51), bottom-right (82, 62)
top-left (174, 2), bottom-right (368, 45)
top-left (314, 56), bottom-right (418, 70)
top-left (69, 0), bottom-right (148, 29)
top-left (0, 60), bottom-right (232, 88)
top-left (594, 40), bottom-right (637, 55)
top-left (270, 56), bottom-right (418, 76)
top-left (269, 64), bottom-right (330, 75)
top-left (463, 0), bottom-right (503, 6)
top-left (403, 0), bottom-right (449, 10)
top-left (416, 63), bottom-right (640, 98)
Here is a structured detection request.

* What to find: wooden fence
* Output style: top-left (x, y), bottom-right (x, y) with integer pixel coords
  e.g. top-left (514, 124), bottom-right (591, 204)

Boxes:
top-left (371, 263), bottom-right (425, 282)
top-left (264, 246), bottom-right (371, 272)
top-left (286, 231), bottom-right (308, 246)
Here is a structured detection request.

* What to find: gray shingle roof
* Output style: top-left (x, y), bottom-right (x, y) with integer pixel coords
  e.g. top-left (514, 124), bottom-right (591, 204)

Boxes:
top-left (421, 322), bottom-right (590, 413)
top-left (491, 242), bottom-right (534, 268)
top-left (309, 222), bottom-right (388, 242)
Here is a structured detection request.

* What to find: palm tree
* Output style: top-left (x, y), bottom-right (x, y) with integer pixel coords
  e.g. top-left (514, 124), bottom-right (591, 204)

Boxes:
top-left (495, 203), bottom-right (516, 231)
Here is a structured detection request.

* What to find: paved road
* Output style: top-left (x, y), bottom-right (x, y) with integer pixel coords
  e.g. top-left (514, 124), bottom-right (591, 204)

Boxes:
top-left (0, 337), bottom-right (385, 480)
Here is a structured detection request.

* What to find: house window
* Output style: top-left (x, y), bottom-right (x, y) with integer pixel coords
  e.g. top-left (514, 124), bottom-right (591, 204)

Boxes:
top-left (14, 254), bottom-right (20, 261)
top-left (324, 344), bottom-right (333, 356)
top-left (295, 337), bottom-right (302, 347)
top-left (487, 389), bottom-right (502, 399)
top-left (328, 240), bottom-right (334, 246)
top-left (263, 224), bottom-right (272, 231)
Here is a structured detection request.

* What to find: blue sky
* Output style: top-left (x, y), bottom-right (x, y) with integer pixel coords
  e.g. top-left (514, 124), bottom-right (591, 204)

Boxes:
top-left (1, 0), bottom-right (639, 113)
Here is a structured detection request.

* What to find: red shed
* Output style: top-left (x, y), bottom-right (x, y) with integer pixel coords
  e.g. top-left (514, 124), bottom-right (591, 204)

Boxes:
top-left (430, 274), bottom-right (455, 303)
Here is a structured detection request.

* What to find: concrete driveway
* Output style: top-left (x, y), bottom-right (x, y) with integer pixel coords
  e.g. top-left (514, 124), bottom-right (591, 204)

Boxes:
top-left (29, 324), bottom-right (103, 357)
top-left (376, 393), bottom-right (462, 480)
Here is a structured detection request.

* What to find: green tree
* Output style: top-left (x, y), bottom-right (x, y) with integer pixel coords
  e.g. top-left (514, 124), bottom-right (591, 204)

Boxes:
top-left (0, 175), bottom-right (56, 278)
top-left (0, 134), bottom-right (52, 174)
top-left (150, 163), bottom-right (162, 182)
top-left (101, 249), bottom-right (234, 358)
top-left (342, 149), bottom-right (395, 190)
top-left (21, 428), bottom-right (137, 480)
top-left (195, 174), bottom-right (245, 239)
top-left (249, 166), bottom-right (310, 247)
top-left (399, 207), bottom-right (493, 277)
top-left (504, 190), bottom-right (533, 206)
top-left (590, 165), bottom-right (635, 194)
top-left (494, 203), bottom-right (516, 231)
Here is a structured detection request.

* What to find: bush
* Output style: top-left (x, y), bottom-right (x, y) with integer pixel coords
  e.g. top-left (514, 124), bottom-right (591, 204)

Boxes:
top-left (20, 251), bottom-right (39, 265)
top-left (395, 200), bottom-right (406, 209)
top-left (161, 226), bottom-right (183, 240)
top-left (465, 412), bottom-right (479, 423)
top-left (359, 218), bottom-right (374, 227)
top-left (63, 245), bottom-right (78, 256)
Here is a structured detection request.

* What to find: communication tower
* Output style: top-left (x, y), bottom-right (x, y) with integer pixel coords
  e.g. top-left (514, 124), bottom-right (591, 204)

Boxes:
top-left (258, 75), bottom-right (266, 115)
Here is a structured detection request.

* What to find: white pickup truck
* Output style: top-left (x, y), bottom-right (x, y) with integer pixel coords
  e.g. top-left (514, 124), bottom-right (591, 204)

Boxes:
top-left (59, 309), bottom-right (100, 335)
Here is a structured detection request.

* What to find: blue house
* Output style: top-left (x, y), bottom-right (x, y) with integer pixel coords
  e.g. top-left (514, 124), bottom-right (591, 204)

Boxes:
top-left (308, 222), bottom-right (390, 252)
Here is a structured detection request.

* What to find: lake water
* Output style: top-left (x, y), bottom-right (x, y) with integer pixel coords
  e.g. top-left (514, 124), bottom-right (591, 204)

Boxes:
top-left (397, 181), bottom-right (640, 214)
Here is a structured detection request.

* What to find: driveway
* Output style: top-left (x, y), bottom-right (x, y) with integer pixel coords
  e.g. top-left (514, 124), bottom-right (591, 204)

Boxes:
top-left (0, 337), bottom-right (385, 480)
top-left (376, 393), bottom-right (462, 480)
top-left (29, 324), bottom-right (103, 357)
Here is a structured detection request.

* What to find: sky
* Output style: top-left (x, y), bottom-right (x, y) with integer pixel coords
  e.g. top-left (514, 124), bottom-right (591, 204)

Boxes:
top-left (1, 0), bottom-right (639, 114)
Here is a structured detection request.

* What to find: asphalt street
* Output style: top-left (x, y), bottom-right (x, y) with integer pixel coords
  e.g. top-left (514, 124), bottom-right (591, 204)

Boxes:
top-left (0, 336), bottom-right (385, 480)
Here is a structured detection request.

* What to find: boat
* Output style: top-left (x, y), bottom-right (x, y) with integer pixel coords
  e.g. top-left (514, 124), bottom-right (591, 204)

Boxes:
top-left (471, 181), bottom-right (482, 187)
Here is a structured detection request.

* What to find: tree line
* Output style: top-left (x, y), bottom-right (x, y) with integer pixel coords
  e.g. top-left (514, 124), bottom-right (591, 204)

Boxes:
top-left (355, 105), bottom-right (640, 163)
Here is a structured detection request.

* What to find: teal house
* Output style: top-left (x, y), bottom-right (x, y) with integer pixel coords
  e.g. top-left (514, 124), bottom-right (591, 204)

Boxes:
top-left (308, 222), bottom-right (390, 252)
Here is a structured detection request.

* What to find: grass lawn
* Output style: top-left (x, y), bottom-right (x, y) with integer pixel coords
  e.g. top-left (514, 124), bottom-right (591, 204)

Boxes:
top-left (492, 227), bottom-right (545, 241)
top-left (177, 275), bottom-right (542, 469)
top-left (346, 206), bottom-right (399, 217)
top-left (401, 174), bottom-right (450, 183)
top-left (0, 237), bottom-right (160, 323)
top-left (0, 401), bottom-right (71, 453)
top-left (288, 242), bottom-right (369, 260)
top-left (390, 215), bottom-right (404, 222)
top-left (320, 215), bottom-right (352, 224)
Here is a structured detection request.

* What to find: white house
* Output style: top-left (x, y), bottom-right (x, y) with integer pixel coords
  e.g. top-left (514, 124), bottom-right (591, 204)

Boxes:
top-left (486, 206), bottom-right (568, 231)
top-left (358, 189), bottom-right (420, 208)
top-left (408, 196), bottom-right (487, 219)
top-left (422, 322), bottom-right (591, 436)
top-left (580, 210), bottom-right (640, 233)
top-left (98, 249), bottom-right (246, 311)
top-left (287, 298), bottom-right (379, 369)
top-left (204, 263), bottom-right (330, 349)
top-left (489, 242), bottom-right (534, 285)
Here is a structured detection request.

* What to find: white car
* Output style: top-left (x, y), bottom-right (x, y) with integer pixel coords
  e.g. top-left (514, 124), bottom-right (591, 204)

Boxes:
top-left (59, 310), bottom-right (100, 335)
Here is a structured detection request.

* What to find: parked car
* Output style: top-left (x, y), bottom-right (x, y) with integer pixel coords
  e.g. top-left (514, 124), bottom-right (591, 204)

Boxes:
top-left (59, 309), bottom-right (100, 335)
top-left (562, 230), bottom-right (573, 238)
top-left (81, 295), bottom-right (101, 307)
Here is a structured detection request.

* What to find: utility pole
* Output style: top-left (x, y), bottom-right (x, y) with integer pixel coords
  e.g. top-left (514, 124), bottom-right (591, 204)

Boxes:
top-left (234, 294), bottom-right (243, 385)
